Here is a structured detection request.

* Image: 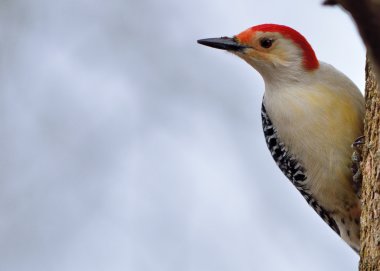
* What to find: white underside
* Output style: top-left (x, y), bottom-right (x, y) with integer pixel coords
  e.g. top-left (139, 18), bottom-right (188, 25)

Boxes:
top-left (263, 62), bottom-right (364, 250)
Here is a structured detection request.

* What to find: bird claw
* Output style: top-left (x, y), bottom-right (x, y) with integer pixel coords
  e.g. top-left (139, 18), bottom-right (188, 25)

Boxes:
top-left (351, 136), bottom-right (365, 198)
top-left (352, 135), bottom-right (365, 148)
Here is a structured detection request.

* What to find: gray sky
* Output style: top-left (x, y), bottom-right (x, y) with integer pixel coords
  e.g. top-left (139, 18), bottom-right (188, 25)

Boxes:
top-left (1, 0), bottom-right (364, 270)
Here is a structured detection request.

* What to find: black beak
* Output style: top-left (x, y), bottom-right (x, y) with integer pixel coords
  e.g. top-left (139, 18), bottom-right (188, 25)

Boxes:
top-left (197, 37), bottom-right (249, 51)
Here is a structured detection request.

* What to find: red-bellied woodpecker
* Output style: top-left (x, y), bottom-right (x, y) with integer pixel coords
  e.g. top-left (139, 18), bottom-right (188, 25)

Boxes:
top-left (198, 24), bottom-right (364, 253)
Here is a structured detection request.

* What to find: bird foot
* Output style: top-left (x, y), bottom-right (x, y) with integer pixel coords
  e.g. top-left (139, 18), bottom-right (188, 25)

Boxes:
top-left (351, 136), bottom-right (365, 198)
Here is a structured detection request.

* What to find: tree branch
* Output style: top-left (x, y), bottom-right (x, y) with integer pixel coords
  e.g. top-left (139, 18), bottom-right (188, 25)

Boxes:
top-left (324, 0), bottom-right (380, 82)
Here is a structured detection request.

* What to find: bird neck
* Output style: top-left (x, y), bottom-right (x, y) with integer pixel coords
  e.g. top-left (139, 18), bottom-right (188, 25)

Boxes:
top-left (262, 67), bottom-right (312, 91)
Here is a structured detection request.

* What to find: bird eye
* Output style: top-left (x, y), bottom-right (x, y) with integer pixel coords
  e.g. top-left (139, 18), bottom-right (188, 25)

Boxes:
top-left (260, 38), bottom-right (273, 49)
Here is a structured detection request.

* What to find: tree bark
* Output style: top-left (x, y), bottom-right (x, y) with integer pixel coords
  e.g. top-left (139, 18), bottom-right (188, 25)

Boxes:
top-left (359, 57), bottom-right (380, 270)
top-left (323, 1), bottom-right (380, 270)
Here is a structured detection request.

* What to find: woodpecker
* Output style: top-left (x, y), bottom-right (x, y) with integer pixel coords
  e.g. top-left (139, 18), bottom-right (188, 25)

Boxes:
top-left (198, 24), bottom-right (364, 253)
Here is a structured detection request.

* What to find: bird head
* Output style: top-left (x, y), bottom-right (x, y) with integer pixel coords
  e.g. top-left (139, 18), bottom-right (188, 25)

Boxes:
top-left (198, 24), bottom-right (319, 83)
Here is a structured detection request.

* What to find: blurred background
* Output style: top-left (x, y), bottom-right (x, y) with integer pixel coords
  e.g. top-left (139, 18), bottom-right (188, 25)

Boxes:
top-left (1, 0), bottom-right (365, 270)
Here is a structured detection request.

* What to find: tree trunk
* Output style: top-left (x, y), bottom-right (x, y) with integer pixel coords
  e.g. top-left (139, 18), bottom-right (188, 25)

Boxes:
top-left (359, 57), bottom-right (380, 270)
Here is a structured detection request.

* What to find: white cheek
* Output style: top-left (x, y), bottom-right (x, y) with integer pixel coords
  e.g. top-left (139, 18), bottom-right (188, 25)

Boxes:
top-left (235, 41), bottom-right (304, 84)
top-left (271, 39), bottom-right (303, 67)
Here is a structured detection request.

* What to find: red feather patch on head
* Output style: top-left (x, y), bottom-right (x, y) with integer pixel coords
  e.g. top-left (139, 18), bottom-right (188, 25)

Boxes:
top-left (239, 24), bottom-right (319, 70)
